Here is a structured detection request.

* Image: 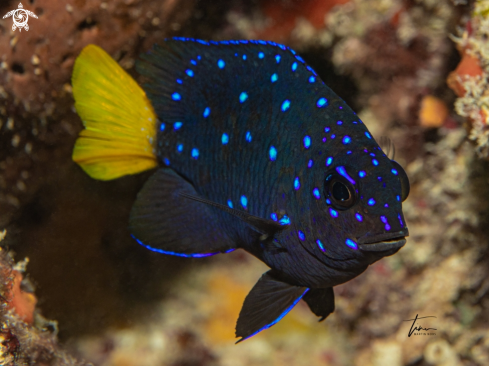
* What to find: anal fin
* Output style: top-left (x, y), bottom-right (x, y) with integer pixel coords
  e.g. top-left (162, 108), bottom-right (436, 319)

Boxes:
top-left (303, 287), bottom-right (335, 322)
top-left (235, 271), bottom-right (308, 343)
top-left (130, 168), bottom-right (236, 257)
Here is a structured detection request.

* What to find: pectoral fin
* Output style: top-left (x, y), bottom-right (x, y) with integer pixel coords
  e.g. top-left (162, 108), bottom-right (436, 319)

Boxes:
top-left (235, 271), bottom-right (308, 343)
top-left (303, 287), bottom-right (335, 322)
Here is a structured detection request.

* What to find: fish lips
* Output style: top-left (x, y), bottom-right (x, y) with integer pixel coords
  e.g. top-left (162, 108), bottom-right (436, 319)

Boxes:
top-left (357, 229), bottom-right (409, 252)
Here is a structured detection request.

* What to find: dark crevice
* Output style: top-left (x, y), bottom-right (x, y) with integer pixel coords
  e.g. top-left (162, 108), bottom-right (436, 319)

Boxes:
top-left (77, 18), bottom-right (97, 31)
top-left (11, 62), bottom-right (25, 74)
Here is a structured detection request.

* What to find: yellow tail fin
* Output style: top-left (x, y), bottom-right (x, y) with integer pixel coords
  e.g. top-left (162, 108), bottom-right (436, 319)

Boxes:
top-left (72, 45), bottom-right (158, 180)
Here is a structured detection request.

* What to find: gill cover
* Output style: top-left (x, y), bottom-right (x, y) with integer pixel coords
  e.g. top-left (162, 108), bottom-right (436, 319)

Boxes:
top-left (72, 44), bottom-right (158, 180)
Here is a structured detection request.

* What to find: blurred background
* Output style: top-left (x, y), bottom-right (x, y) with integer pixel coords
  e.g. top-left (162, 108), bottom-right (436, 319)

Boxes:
top-left (1, 0), bottom-right (489, 365)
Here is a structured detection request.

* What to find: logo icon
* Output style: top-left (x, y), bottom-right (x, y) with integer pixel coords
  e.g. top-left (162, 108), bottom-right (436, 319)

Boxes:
top-left (2, 3), bottom-right (38, 32)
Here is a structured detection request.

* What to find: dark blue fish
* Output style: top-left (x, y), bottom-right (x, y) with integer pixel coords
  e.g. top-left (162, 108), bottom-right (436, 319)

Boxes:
top-left (72, 39), bottom-right (410, 342)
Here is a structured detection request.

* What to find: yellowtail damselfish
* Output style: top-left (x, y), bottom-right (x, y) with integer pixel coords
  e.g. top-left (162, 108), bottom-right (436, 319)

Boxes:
top-left (72, 39), bottom-right (410, 342)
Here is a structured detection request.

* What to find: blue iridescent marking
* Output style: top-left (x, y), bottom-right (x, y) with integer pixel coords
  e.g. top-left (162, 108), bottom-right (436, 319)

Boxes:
top-left (243, 54), bottom-right (247, 60)
top-left (336, 166), bottom-right (356, 185)
top-left (279, 215), bottom-right (290, 225)
top-left (172, 92), bottom-right (181, 101)
top-left (326, 157), bottom-right (333, 166)
top-left (343, 136), bottom-right (351, 144)
top-left (258, 52), bottom-right (265, 59)
top-left (176, 79), bottom-right (183, 84)
top-left (203, 107), bottom-right (210, 118)
top-left (329, 208), bottom-right (338, 218)
top-left (345, 239), bottom-right (358, 250)
top-left (246, 131), bottom-right (252, 142)
top-left (317, 98), bottom-right (328, 108)
top-left (397, 195), bottom-right (400, 201)
top-left (164, 158), bottom-right (170, 166)
top-left (241, 195), bottom-right (248, 208)
top-left (355, 213), bottom-right (363, 222)
top-left (316, 239), bottom-right (325, 252)
top-left (309, 76), bottom-right (315, 83)
top-left (377, 177), bottom-right (383, 181)
top-left (222, 133), bottom-right (229, 144)
top-left (191, 148), bottom-right (199, 159)
top-left (177, 144), bottom-right (183, 152)
top-left (324, 127), bottom-right (330, 133)
top-left (281, 100), bottom-right (291, 111)
top-left (368, 198), bottom-right (376, 206)
top-left (160, 123), bottom-right (165, 131)
top-left (174, 122), bottom-right (183, 130)
top-left (271, 213), bottom-right (278, 221)
top-left (292, 62), bottom-right (297, 71)
top-left (359, 171), bottom-right (366, 178)
top-left (337, 120), bottom-right (343, 125)
top-left (217, 59), bottom-right (225, 68)
top-left (365, 132), bottom-right (372, 139)
top-left (275, 55), bottom-right (281, 63)
top-left (227, 200), bottom-right (233, 208)
top-left (347, 151), bottom-right (352, 154)
top-left (303, 136), bottom-right (311, 149)
top-left (398, 214), bottom-right (403, 227)
top-left (380, 216), bottom-right (387, 223)
top-left (190, 60), bottom-right (197, 65)
top-left (239, 288), bottom-right (309, 342)
top-left (331, 134), bottom-right (336, 139)
top-left (133, 235), bottom-right (228, 258)
top-left (372, 159), bottom-right (379, 166)
top-left (271, 73), bottom-right (278, 83)
top-left (326, 199), bottom-right (331, 205)
top-left (313, 188), bottom-right (320, 199)
top-left (239, 92), bottom-right (248, 103)
top-left (370, 153), bottom-right (375, 157)
top-left (391, 169), bottom-right (398, 175)
top-left (298, 230), bottom-right (305, 241)
top-left (384, 203), bottom-right (389, 208)
top-left (322, 137), bottom-right (327, 143)
top-left (294, 177), bottom-right (300, 190)
top-left (308, 159), bottom-right (313, 168)
top-left (269, 146), bottom-right (277, 161)
top-left (186, 69), bottom-right (194, 77)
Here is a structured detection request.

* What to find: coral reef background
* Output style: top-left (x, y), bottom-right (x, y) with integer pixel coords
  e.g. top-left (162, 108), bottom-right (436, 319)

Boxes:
top-left (1, 0), bottom-right (489, 365)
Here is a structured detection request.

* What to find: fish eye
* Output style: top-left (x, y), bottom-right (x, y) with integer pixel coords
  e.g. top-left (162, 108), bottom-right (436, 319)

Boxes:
top-left (391, 160), bottom-right (410, 201)
top-left (325, 174), bottom-right (356, 210)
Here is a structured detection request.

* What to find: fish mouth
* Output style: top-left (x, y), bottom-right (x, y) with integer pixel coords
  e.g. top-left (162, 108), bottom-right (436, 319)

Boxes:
top-left (357, 229), bottom-right (409, 252)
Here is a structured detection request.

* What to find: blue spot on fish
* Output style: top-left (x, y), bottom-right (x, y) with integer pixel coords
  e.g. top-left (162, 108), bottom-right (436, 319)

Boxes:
top-left (222, 133), bottom-right (229, 144)
top-left (191, 148), bottom-right (199, 159)
top-left (345, 239), bottom-right (358, 250)
top-left (309, 76), bottom-right (315, 83)
top-left (186, 69), bottom-right (194, 77)
top-left (355, 213), bottom-right (363, 222)
top-left (271, 73), bottom-right (278, 83)
top-left (241, 195), bottom-right (248, 208)
top-left (368, 198), bottom-right (376, 206)
top-left (359, 171), bottom-right (366, 178)
top-left (308, 159), bottom-right (313, 168)
top-left (239, 92), bottom-right (248, 103)
top-left (329, 208), bottom-right (338, 218)
top-left (258, 52), bottom-right (265, 59)
top-left (217, 59), bottom-right (225, 68)
top-left (269, 146), bottom-right (277, 161)
top-left (316, 239), bottom-right (325, 252)
top-left (298, 230), bottom-right (305, 241)
top-left (342, 136), bottom-right (351, 144)
top-left (313, 188), bottom-right (320, 199)
top-left (294, 177), bottom-right (300, 190)
top-left (227, 200), bottom-right (233, 208)
top-left (303, 136), bottom-right (311, 149)
top-left (326, 157), bottom-right (333, 166)
top-left (203, 107), bottom-right (210, 118)
top-left (292, 62), bottom-right (297, 71)
top-left (246, 131), bottom-right (252, 142)
top-left (172, 92), bottom-right (181, 101)
top-left (174, 122), bottom-right (183, 130)
top-left (317, 98), bottom-right (327, 108)
top-left (365, 132), bottom-right (372, 139)
top-left (279, 215), bottom-right (290, 225)
top-left (275, 55), bottom-right (281, 63)
top-left (281, 100), bottom-right (290, 111)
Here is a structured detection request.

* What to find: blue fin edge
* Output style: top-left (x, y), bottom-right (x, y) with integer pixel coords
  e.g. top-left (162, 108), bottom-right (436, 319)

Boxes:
top-left (131, 235), bottom-right (235, 258)
top-left (237, 288), bottom-right (310, 343)
top-left (157, 37), bottom-right (317, 76)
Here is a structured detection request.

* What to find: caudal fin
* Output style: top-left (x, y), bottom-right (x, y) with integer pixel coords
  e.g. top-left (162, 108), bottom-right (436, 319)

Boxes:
top-left (72, 45), bottom-right (158, 180)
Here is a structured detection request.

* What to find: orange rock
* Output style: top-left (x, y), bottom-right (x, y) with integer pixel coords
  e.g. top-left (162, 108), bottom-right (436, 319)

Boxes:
top-left (257, 0), bottom-right (350, 43)
top-left (419, 95), bottom-right (449, 128)
top-left (6, 270), bottom-right (37, 324)
top-left (447, 51), bottom-right (484, 97)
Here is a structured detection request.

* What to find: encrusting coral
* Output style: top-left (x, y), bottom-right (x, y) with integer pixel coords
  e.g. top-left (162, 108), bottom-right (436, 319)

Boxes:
top-left (449, 0), bottom-right (489, 157)
top-left (0, 230), bottom-right (90, 366)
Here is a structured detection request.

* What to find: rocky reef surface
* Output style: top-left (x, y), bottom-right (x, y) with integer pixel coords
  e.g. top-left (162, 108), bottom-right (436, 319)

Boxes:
top-left (1, 0), bottom-right (488, 365)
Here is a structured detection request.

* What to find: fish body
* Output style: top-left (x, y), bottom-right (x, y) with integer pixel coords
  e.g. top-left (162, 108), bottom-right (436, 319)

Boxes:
top-left (72, 39), bottom-right (410, 342)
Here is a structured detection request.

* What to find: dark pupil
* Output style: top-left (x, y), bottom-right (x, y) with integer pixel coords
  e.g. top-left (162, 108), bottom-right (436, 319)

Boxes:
top-left (332, 182), bottom-right (350, 201)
